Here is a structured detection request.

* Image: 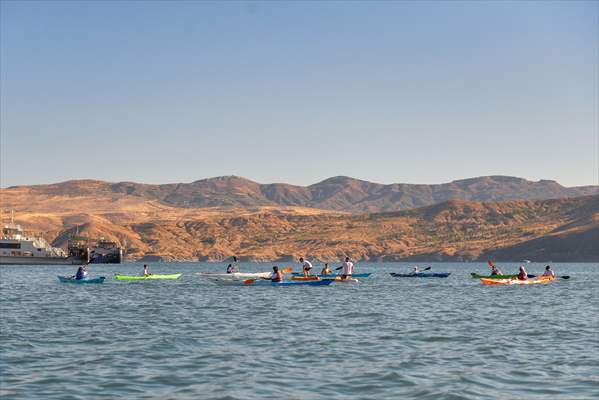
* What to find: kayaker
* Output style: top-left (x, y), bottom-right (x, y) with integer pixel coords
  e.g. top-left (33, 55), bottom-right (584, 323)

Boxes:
top-left (271, 266), bottom-right (283, 282)
top-left (490, 264), bottom-right (502, 276)
top-left (340, 257), bottom-right (354, 279)
top-left (517, 266), bottom-right (528, 280)
top-left (412, 266), bottom-right (420, 274)
top-left (143, 264), bottom-right (151, 277)
top-left (75, 266), bottom-right (88, 280)
top-left (321, 263), bottom-right (332, 275)
top-left (299, 257), bottom-right (313, 277)
top-left (226, 264), bottom-right (239, 274)
top-left (542, 265), bottom-right (556, 277)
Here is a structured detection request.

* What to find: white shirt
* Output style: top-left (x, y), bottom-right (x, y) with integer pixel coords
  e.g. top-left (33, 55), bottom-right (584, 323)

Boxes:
top-left (542, 270), bottom-right (555, 277)
top-left (342, 261), bottom-right (354, 275)
top-left (302, 260), bottom-right (313, 270)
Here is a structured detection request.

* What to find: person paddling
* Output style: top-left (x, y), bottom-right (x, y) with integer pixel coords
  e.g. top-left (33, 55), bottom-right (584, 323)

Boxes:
top-left (299, 257), bottom-right (313, 277)
top-left (517, 266), bottom-right (528, 281)
top-left (143, 264), bottom-right (151, 277)
top-left (542, 265), bottom-right (555, 278)
top-left (75, 266), bottom-right (88, 280)
top-left (321, 263), bottom-right (332, 275)
top-left (412, 266), bottom-right (420, 274)
top-left (226, 264), bottom-right (239, 274)
top-left (340, 257), bottom-right (354, 280)
top-left (490, 264), bottom-right (502, 276)
top-left (271, 266), bottom-right (283, 282)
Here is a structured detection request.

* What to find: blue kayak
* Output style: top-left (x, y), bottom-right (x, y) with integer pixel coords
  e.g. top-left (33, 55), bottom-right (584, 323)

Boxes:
top-left (58, 276), bottom-right (106, 284)
top-left (389, 272), bottom-right (451, 278)
top-left (244, 280), bottom-right (334, 287)
top-left (291, 273), bottom-right (372, 278)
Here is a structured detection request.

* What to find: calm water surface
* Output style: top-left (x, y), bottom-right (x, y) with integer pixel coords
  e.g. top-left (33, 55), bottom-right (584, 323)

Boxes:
top-left (1, 262), bottom-right (598, 399)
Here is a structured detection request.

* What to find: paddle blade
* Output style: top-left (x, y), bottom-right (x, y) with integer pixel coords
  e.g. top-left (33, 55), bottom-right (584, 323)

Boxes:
top-left (561, 276), bottom-right (570, 280)
top-left (487, 260), bottom-right (495, 267)
top-left (423, 267), bottom-right (431, 271)
top-left (282, 267), bottom-right (293, 274)
top-left (243, 279), bottom-right (255, 285)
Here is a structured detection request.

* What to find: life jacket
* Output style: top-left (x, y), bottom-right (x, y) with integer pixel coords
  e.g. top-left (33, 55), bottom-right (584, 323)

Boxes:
top-left (272, 271), bottom-right (283, 282)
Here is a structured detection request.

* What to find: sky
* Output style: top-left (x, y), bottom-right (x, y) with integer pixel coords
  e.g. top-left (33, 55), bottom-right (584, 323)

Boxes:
top-left (1, 0), bottom-right (597, 187)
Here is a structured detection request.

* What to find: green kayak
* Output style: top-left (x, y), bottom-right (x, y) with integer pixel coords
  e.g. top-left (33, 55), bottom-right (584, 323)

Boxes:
top-left (115, 273), bottom-right (182, 281)
top-left (470, 273), bottom-right (517, 279)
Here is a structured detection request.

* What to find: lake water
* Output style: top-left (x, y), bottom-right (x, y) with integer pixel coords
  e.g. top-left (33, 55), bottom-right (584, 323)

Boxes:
top-left (1, 262), bottom-right (598, 399)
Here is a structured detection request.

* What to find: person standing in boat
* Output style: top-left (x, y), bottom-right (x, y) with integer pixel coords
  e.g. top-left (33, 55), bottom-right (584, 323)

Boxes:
top-left (299, 257), bottom-right (313, 277)
top-left (340, 257), bottom-right (354, 280)
top-left (271, 266), bottom-right (283, 282)
top-left (143, 264), bottom-right (151, 276)
top-left (517, 266), bottom-right (528, 280)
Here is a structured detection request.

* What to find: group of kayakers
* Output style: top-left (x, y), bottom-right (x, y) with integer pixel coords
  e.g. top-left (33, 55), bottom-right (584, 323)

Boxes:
top-left (488, 262), bottom-right (556, 280)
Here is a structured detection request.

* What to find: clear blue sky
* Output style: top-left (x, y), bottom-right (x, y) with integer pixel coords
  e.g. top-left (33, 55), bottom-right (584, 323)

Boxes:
top-left (1, 1), bottom-right (597, 187)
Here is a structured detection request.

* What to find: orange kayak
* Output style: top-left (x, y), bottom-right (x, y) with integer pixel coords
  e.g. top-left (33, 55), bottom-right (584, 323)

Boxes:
top-left (480, 277), bottom-right (553, 285)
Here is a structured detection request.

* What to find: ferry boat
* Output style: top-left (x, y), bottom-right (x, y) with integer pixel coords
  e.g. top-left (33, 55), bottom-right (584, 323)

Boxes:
top-left (90, 238), bottom-right (122, 264)
top-left (0, 221), bottom-right (89, 265)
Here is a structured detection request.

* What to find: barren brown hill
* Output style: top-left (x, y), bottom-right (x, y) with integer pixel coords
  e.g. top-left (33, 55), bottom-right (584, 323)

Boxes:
top-left (4, 175), bottom-right (597, 212)
top-left (1, 183), bottom-right (597, 261)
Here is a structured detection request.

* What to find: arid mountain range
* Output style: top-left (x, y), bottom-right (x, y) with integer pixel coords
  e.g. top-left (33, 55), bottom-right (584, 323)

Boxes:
top-left (1, 176), bottom-right (597, 262)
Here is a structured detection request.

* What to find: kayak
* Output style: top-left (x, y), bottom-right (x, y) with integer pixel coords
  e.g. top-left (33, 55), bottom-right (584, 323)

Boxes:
top-left (197, 272), bottom-right (272, 279)
top-left (245, 280), bottom-right (334, 287)
top-left (471, 273), bottom-right (537, 279)
top-left (291, 273), bottom-right (372, 278)
top-left (58, 276), bottom-right (105, 284)
top-left (389, 272), bottom-right (451, 278)
top-left (480, 277), bottom-right (553, 285)
top-left (291, 276), bottom-right (358, 283)
top-left (115, 273), bottom-right (182, 281)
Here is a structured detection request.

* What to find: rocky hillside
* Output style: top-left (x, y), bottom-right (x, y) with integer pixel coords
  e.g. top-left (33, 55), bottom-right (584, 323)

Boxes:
top-left (1, 183), bottom-right (597, 261)
top-left (4, 175), bottom-right (597, 212)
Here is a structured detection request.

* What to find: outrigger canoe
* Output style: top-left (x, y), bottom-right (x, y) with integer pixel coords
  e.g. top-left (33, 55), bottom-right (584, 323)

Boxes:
top-left (115, 273), bottom-right (182, 281)
top-left (58, 276), bottom-right (105, 284)
top-left (390, 272), bottom-right (451, 278)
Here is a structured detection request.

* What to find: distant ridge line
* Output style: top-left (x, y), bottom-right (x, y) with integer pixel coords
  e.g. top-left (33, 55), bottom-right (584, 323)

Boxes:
top-left (3, 175), bottom-right (598, 213)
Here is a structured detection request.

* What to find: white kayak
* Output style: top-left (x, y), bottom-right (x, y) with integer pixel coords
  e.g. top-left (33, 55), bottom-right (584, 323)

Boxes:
top-left (197, 272), bottom-right (272, 280)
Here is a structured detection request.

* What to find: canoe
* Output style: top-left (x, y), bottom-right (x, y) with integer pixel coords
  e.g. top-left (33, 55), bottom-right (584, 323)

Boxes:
top-left (480, 278), bottom-right (552, 285)
top-left (58, 276), bottom-right (105, 284)
top-left (115, 273), bottom-right (182, 281)
top-left (290, 276), bottom-right (358, 283)
top-left (389, 272), bottom-right (451, 278)
top-left (291, 272), bottom-right (371, 278)
top-left (197, 272), bottom-right (272, 279)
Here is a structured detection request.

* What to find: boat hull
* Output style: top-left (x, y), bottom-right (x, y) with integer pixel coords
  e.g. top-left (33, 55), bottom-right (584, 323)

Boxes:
top-left (58, 276), bottom-right (106, 284)
top-left (390, 272), bottom-right (451, 278)
top-left (115, 273), bottom-right (182, 281)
